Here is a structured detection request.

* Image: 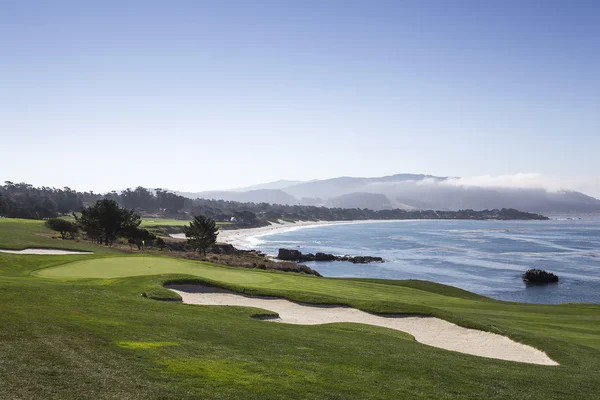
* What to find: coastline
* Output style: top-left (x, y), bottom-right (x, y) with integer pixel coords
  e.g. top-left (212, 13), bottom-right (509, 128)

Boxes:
top-left (171, 219), bottom-right (404, 249)
top-left (171, 216), bottom-right (560, 250)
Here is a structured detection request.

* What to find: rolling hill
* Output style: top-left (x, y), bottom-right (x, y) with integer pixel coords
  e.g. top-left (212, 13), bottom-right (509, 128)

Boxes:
top-left (174, 174), bottom-right (600, 213)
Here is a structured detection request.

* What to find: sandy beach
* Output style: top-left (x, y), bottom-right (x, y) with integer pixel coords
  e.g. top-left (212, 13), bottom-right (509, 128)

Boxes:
top-left (172, 219), bottom-right (403, 249)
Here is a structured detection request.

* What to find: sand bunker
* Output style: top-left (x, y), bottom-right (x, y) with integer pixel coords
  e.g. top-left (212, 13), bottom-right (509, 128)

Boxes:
top-left (0, 248), bottom-right (93, 255)
top-left (168, 284), bottom-right (558, 366)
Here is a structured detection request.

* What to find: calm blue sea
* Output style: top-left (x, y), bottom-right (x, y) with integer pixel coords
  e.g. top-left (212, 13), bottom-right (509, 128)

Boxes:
top-left (248, 217), bottom-right (600, 304)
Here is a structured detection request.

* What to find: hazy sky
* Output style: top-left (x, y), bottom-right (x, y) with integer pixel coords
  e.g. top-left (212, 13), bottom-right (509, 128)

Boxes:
top-left (1, 1), bottom-right (599, 195)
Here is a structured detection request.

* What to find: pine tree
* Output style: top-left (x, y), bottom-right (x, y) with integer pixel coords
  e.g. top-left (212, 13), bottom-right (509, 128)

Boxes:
top-left (184, 215), bottom-right (219, 255)
top-left (75, 200), bottom-right (141, 245)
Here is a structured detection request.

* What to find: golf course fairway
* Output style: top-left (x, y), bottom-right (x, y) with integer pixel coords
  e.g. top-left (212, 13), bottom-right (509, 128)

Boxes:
top-left (2, 220), bottom-right (600, 399)
top-left (35, 256), bottom-right (275, 285)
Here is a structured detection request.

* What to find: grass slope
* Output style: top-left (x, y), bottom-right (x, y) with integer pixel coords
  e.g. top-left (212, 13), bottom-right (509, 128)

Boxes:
top-left (139, 218), bottom-right (231, 235)
top-left (1, 218), bottom-right (600, 399)
top-left (140, 218), bottom-right (231, 227)
top-left (0, 218), bottom-right (120, 254)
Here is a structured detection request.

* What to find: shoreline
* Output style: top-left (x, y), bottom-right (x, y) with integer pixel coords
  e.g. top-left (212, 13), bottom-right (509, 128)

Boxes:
top-left (172, 219), bottom-right (420, 249)
top-left (170, 216), bottom-right (561, 250)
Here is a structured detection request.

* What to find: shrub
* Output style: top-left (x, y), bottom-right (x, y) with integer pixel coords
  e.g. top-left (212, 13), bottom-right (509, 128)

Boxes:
top-left (155, 237), bottom-right (166, 249)
top-left (45, 218), bottom-right (79, 239)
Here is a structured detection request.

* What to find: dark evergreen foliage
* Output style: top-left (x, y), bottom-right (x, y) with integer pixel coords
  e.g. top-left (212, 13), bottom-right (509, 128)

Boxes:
top-left (45, 218), bottom-right (79, 239)
top-left (75, 200), bottom-right (141, 245)
top-left (0, 181), bottom-right (549, 223)
top-left (184, 215), bottom-right (219, 255)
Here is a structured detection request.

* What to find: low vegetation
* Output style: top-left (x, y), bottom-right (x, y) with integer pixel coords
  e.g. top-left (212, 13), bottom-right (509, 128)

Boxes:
top-left (174, 251), bottom-right (322, 276)
top-left (45, 217), bottom-right (79, 239)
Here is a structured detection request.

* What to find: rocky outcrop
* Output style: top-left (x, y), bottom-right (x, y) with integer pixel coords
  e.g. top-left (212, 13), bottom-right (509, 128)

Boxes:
top-left (207, 243), bottom-right (238, 255)
top-left (523, 269), bottom-right (559, 284)
top-left (344, 256), bottom-right (384, 264)
top-left (315, 252), bottom-right (337, 261)
top-left (277, 248), bottom-right (304, 261)
top-left (169, 248), bottom-right (321, 277)
top-left (164, 240), bottom-right (265, 257)
top-left (277, 248), bottom-right (384, 264)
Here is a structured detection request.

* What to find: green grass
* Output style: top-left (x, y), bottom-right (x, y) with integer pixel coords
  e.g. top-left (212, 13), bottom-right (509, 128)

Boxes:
top-left (0, 218), bottom-right (120, 254)
top-left (59, 216), bottom-right (230, 234)
top-left (140, 218), bottom-right (193, 226)
top-left (1, 218), bottom-right (600, 399)
top-left (61, 216), bottom-right (226, 226)
top-left (139, 218), bottom-right (231, 235)
top-left (140, 218), bottom-right (231, 227)
top-left (115, 341), bottom-right (180, 349)
top-left (35, 257), bottom-right (276, 285)
top-left (34, 256), bottom-right (600, 354)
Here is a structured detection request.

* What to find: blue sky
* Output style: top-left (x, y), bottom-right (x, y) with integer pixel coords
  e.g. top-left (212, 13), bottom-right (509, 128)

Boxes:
top-left (1, 0), bottom-right (599, 195)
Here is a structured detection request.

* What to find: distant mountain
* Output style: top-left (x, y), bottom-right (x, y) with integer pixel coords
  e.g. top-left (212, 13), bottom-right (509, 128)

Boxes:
top-left (228, 180), bottom-right (306, 192)
top-left (174, 174), bottom-right (600, 213)
top-left (174, 189), bottom-right (299, 205)
top-left (326, 192), bottom-right (395, 210)
top-left (280, 174), bottom-right (600, 213)
top-left (284, 174), bottom-right (437, 199)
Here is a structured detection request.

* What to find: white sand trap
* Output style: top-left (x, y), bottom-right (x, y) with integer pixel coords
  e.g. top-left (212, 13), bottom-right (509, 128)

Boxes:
top-left (168, 284), bottom-right (558, 366)
top-left (0, 248), bottom-right (93, 255)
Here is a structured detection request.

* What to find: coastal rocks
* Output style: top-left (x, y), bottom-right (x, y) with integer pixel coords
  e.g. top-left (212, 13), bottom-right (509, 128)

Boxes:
top-left (175, 248), bottom-right (322, 277)
top-left (522, 269), bottom-right (559, 284)
top-left (315, 252), bottom-right (336, 261)
top-left (277, 248), bottom-right (384, 264)
top-left (207, 243), bottom-right (238, 255)
top-left (164, 241), bottom-right (265, 257)
top-left (277, 248), bottom-right (304, 261)
top-left (346, 256), bottom-right (384, 264)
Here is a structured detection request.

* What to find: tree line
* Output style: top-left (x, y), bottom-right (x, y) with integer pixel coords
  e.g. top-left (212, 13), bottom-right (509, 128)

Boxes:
top-left (43, 200), bottom-right (157, 248)
top-left (45, 199), bottom-right (218, 254)
top-left (0, 181), bottom-right (549, 222)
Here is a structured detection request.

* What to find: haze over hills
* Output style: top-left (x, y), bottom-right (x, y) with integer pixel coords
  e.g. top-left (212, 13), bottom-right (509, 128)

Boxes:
top-left (173, 189), bottom-right (298, 206)
top-left (227, 180), bottom-right (306, 192)
top-left (174, 174), bottom-right (600, 214)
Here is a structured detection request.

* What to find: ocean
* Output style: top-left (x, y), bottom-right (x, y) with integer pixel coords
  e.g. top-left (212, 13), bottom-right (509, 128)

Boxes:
top-left (246, 217), bottom-right (600, 304)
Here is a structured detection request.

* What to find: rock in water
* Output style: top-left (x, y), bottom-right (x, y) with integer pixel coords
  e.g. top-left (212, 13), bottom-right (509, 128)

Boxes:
top-left (349, 256), bottom-right (384, 264)
top-left (277, 248), bottom-right (384, 264)
top-left (315, 252), bottom-right (337, 261)
top-left (277, 248), bottom-right (303, 261)
top-left (523, 269), bottom-right (559, 284)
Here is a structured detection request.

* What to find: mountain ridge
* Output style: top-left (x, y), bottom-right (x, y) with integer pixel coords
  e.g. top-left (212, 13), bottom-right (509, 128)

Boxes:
top-left (174, 174), bottom-right (600, 214)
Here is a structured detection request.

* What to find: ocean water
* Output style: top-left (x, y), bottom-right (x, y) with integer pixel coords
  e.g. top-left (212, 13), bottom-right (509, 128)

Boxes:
top-left (247, 217), bottom-right (600, 304)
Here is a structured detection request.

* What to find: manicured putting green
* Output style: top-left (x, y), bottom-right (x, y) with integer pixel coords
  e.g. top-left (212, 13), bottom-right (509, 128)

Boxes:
top-left (34, 257), bottom-right (481, 310)
top-left (34, 256), bottom-right (273, 284)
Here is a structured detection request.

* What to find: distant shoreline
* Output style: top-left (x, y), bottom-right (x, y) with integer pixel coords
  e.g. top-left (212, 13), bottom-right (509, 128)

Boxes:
top-left (172, 218), bottom-right (547, 249)
top-left (171, 219), bottom-right (406, 248)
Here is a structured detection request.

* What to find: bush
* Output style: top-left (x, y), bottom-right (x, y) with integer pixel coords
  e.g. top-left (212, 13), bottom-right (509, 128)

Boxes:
top-left (124, 227), bottom-right (157, 249)
top-left (45, 218), bottom-right (79, 239)
top-left (155, 237), bottom-right (166, 250)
